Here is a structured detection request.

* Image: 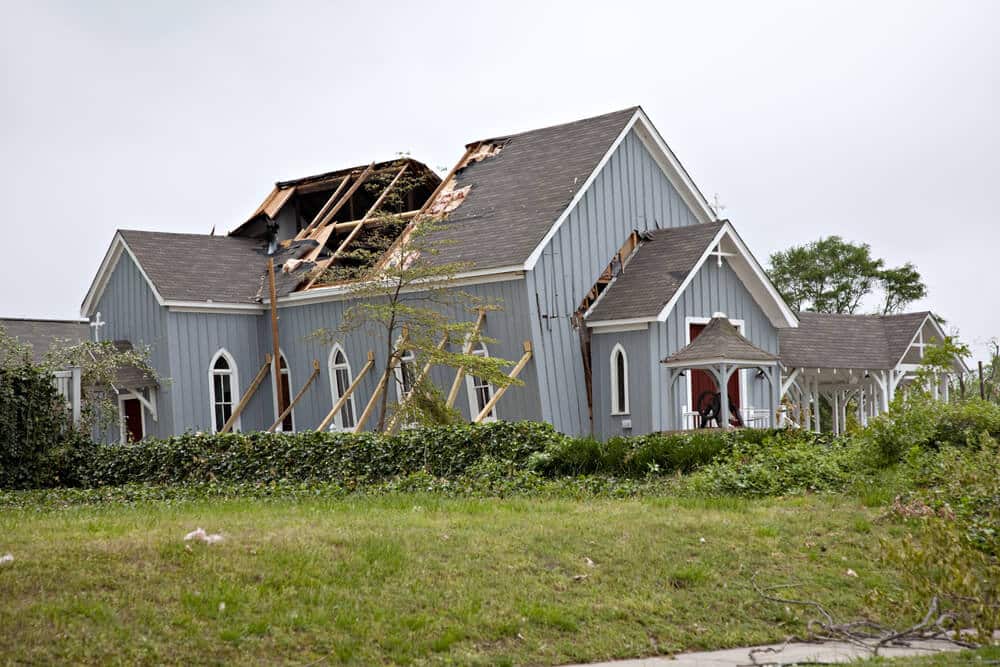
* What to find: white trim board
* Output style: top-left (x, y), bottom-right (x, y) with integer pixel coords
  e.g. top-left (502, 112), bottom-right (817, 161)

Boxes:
top-left (522, 108), bottom-right (717, 272)
top-left (82, 234), bottom-right (167, 317)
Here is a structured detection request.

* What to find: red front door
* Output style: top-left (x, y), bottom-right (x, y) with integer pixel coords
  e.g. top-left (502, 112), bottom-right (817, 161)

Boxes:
top-left (689, 323), bottom-right (740, 424)
top-left (123, 397), bottom-right (144, 442)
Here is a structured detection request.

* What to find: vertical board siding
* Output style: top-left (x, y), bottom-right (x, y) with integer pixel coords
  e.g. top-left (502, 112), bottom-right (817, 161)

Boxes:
top-left (591, 328), bottom-right (652, 438)
top-left (260, 278), bottom-right (542, 432)
top-left (529, 129), bottom-right (702, 436)
top-left (650, 258), bottom-right (779, 431)
top-left (167, 311), bottom-right (271, 433)
top-left (93, 252), bottom-right (173, 442)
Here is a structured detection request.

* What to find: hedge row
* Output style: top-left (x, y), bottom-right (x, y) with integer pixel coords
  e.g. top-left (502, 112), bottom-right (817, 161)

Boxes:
top-left (0, 365), bottom-right (71, 489)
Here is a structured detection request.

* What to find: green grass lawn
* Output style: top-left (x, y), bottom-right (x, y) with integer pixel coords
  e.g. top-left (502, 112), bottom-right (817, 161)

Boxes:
top-left (0, 492), bottom-right (922, 665)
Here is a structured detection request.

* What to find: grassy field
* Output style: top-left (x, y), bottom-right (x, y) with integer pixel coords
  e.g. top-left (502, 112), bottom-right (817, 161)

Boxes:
top-left (0, 492), bottom-right (924, 665)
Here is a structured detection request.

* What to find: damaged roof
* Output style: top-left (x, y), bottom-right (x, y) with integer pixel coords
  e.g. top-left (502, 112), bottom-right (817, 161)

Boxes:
top-left (426, 107), bottom-right (640, 270)
top-left (119, 230), bottom-right (311, 304)
top-left (586, 221), bottom-right (726, 322)
top-left (0, 318), bottom-right (90, 363)
top-left (778, 311), bottom-right (932, 370)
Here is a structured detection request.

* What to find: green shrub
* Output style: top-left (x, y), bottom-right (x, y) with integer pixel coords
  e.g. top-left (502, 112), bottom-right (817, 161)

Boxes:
top-left (862, 397), bottom-right (1000, 466)
top-left (529, 429), bottom-right (764, 478)
top-left (684, 430), bottom-right (857, 497)
top-left (0, 365), bottom-right (75, 489)
top-left (74, 421), bottom-right (561, 488)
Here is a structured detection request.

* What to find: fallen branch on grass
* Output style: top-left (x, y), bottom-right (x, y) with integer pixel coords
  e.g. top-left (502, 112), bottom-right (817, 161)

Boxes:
top-left (748, 572), bottom-right (980, 664)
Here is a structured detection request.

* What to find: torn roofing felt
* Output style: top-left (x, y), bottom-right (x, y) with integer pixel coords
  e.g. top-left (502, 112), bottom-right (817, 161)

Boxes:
top-left (422, 106), bottom-right (640, 270)
top-left (777, 311), bottom-right (932, 370)
top-left (119, 230), bottom-right (312, 304)
top-left (585, 221), bottom-right (726, 322)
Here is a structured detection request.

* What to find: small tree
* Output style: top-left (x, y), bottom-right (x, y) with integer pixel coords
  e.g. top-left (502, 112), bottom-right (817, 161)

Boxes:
top-left (911, 333), bottom-right (970, 400)
top-left (310, 162), bottom-right (518, 431)
top-left (768, 236), bottom-right (927, 314)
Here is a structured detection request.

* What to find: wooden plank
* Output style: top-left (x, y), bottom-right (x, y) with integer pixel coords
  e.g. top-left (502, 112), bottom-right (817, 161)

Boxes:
top-left (305, 163), bottom-right (409, 290)
top-left (308, 162), bottom-right (375, 237)
top-left (473, 341), bottom-right (532, 423)
top-left (267, 360), bottom-right (320, 432)
top-left (445, 309), bottom-right (487, 408)
top-left (386, 334), bottom-right (449, 434)
top-left (295, 175), bottom-right (351, 240)
top-left (372, 144), bottom-right (479, 275)
top-left (268, 259), bottom-right (285, 418)
top-left (220, 354), bottom-right (272, 434)
top-left (353, 333), bottom-right (408, 433)
top-left (316, 351), bottom-right (375, 432)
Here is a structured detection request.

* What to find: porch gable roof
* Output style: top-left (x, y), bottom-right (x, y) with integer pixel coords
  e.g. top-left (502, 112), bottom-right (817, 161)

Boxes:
top-left (661, 317), bottom-right (779, 367)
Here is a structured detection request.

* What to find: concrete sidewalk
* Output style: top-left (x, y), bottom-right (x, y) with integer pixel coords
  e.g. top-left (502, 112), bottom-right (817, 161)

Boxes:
top-left (564, 638), bottom-right (967, 666)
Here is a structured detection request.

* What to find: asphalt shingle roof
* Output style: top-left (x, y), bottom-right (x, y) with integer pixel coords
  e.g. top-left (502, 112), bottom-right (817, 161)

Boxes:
top-left (430, 107), bottom-right (639, 270)
top-left (662, 317), bottom-right (778, 365)
top-left (119, 230), bottom-right (311, 304)
top-left (0, 318), bottom-right (89, 363)
top-left (778, 311), bottom-right (930, 370)
top-left (585, 221), bottom-right (725, 322)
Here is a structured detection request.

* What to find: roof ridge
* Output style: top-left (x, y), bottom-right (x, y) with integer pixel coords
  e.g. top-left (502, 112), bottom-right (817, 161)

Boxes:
top-left (471, 106), bottom-right (639, 145)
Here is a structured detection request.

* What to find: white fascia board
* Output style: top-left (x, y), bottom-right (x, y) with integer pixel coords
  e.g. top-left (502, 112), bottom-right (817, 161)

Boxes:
top-left (586, 317), bottom-right (655, 330)
top-left (275, 268), bottom-right (526, 309)
top-left (81, 234), bottom-right (167, 317)
top-left (521, 109), bottom-right (719, 273)
top-left (893, 313), bottom-right (970, 373)
top-left (166, 302), bottom-right (265, 315)
top-left (587, 321), bottom-right (650, 334)
top-left (654, 222), bottom-right (799, 329)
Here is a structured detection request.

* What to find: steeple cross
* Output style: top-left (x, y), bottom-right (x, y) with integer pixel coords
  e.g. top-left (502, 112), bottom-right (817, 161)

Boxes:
top-left (90, 312), bottom-right (106, 342)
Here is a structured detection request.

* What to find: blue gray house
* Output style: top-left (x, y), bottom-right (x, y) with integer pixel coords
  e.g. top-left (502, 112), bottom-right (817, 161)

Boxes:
top-left (75, 107), bottom-right (962, 443)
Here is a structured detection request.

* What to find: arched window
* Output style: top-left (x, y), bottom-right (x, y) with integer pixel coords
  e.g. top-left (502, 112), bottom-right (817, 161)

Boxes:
top-left (610, 343), bottom-right (629, 415)
top-left (271, 352), bottom-right (294, 432)
top-left (209, 349), bottom-right (240, 433)
top-left (466, 341), bottom-right (496, 421)
top-left (395, 348), bottom-right (417, 402)
top-left (328, 345), bottom-right (356, 430)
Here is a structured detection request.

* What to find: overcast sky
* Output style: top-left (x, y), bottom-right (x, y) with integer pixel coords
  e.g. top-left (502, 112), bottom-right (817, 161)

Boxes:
top-left (2, 1), bottom-right (997, 362)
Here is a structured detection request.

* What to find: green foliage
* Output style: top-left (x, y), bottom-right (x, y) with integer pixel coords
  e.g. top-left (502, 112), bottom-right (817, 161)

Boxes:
top-left (0, 363), bottom-right (73, 489)
top-left (529, 430), bottom-right (760, 477)
top-left (861, 396), bottom-right (1000, 466)
top-left (72, 421), bottom-right (560, 488)
top-left (685, 430), bottom-right (859, 496)
top-left (767, 235), bottom-right (926, 314)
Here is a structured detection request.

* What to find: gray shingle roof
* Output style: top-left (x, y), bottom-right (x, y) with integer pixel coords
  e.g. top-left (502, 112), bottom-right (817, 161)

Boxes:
top-left (0, 318), bottom-right (89, 363)
top-left (428, 107), bottom-right (639, 270)
top-left (119, 230), bottom-right (312, 304)
top-left (778, 311), bottom-right (930, 369)
top-left (662, 317), bottom-right (778, 365)
top-left (586, 221), bottom-right (725, 322)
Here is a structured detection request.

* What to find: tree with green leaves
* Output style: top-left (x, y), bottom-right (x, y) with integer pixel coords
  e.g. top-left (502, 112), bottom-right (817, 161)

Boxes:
top-left (310, 161), bottom-right (517, 432)
top-left (767, 236), bottom-right (927, 314)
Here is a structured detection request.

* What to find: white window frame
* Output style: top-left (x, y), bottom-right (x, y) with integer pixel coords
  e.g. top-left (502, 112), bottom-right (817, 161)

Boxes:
top-left (117, 391), bottom-right (147, 444)
top-left (209, 348), bottom-right (241, 433)
top-left (394, 348), bottom-right (417, 403)
top-left (682, 316), bottom-right (748, 428)
top-left (466, 341), bottom-right (497, 422)
top-left (328, 345), bottom-right (357, 431)
top-left (610, 342), bottom-right (630, 415)
top-left (269, 349), bottom-right (295, 432)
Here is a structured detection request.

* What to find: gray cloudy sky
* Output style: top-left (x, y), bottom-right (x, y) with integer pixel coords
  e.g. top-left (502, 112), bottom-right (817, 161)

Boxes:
top-left (2, 0), bottom-right (997, 362)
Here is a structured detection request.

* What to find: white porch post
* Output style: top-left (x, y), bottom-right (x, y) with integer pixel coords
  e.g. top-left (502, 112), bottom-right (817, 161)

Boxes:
top-left (812, 377), bottom-right (821, 433)
top-left (832, 391), bottom-right (840, 435)
top-left (858, 386), bottom-right (866, 427)
top-left (70, 366), bottom-right (82, 428)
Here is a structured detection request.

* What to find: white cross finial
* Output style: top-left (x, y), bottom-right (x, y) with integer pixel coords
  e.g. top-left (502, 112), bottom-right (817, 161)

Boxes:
top-left (90, 312), bottom-right (106, 342)
top-left (711, 193), bottom-right (726, 218)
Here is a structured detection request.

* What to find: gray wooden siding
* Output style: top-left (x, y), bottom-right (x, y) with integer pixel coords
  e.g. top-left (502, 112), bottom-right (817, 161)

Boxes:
top-left (651, 258), bottom-right (779, 431)
top-left (93, 251), bottom-right (173, 442)
top-left (529, 129), bottom-right (703, 436)
top-left (259, 278), bottom-right (542, 431)
top-left (591, 328), bottom-right (652, 438)
top-left (166, 311), bottom-right (273, 433)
